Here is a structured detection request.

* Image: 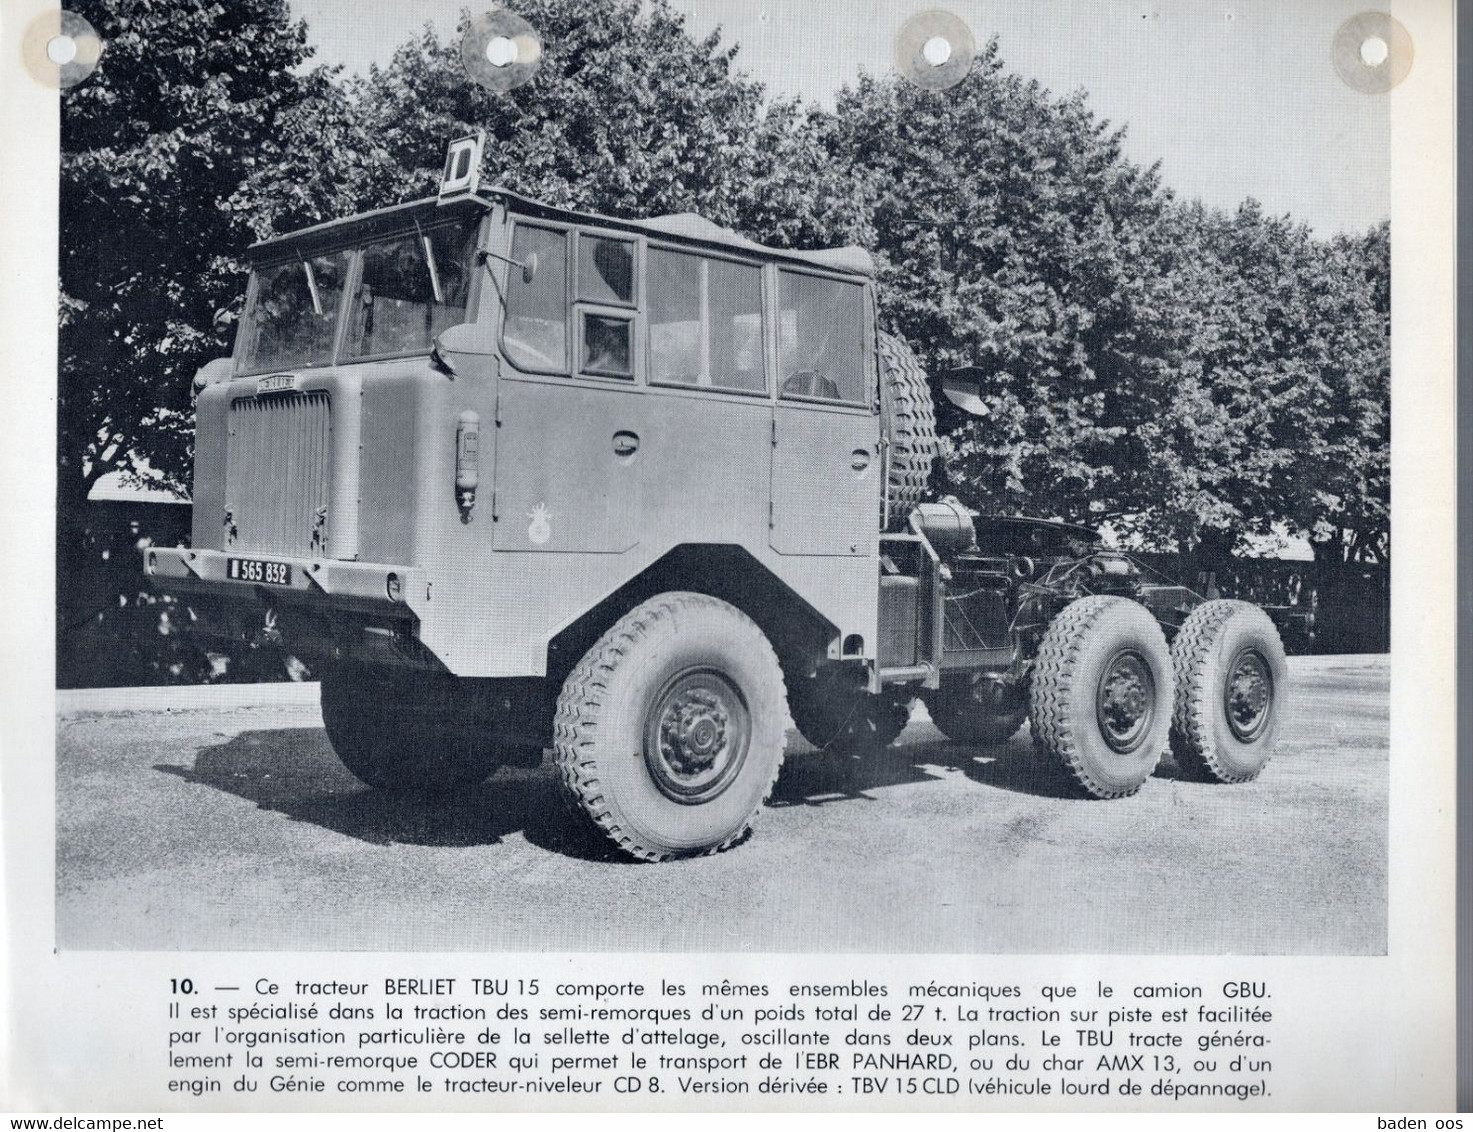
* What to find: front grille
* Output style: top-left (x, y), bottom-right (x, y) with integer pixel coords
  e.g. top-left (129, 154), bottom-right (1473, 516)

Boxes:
top-left (225, 393), bottom-right (332, 556)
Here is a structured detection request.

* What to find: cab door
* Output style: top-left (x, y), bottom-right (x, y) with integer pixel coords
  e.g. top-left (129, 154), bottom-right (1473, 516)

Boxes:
top-left (492, 379), bottom-right (644, 553)
top-left (492, 224), bottom-right (644, 553)
top-left (769, 269), bottom-right (881, 557)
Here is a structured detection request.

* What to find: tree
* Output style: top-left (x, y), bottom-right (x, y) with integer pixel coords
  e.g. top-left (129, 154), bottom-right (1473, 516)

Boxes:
top-left (352, 0), bottom-right (871, 269)
top-left (57, 0), bottom-right (395, 685)
top-left (356, 0), bottom-right (771, 224)
top-left (1306, 221), bottom-right (1389, 562)
top-left (821, 46), bottom-right (1196, 541)
top-left (1161, 203), bottom-right (1389, 561)
top-left (59, 0), bottom-right (387, 506)
top-left (819, 50), bottom-right (1389, 561)
top-left (56, 2), bottom-right (1390, 689)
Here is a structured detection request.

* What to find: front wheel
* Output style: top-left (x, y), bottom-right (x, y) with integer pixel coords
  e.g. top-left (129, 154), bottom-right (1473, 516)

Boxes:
top-left (1028, 596), bottom-right (1174, 798)
top-left (1169, 599), bottom-right (1288, 783)
top-left (553, 593), bottom-right (789, 861)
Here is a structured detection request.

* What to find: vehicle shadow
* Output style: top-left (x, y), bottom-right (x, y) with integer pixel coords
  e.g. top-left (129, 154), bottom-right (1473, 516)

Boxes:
top-left (156, 723), bottom-right (1185, 856)
top-left (769, 736), bottom-right (937, 806)
top-left (155, 728), bottom-right (553, 850)
top-left (776, 724), bottom-right (1184, 804)
top-left (928, 739), bottom-right (1089, 800)
top-left (773, 730), bottom-right (1086, 803)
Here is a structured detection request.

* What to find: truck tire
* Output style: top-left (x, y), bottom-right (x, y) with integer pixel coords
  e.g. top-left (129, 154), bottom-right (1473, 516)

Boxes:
top-left (878, 331), bottom-right (938, 521)
top-left (1029, 596), bottom-right (1174, 798)
top-left (553, 593), bottom-right (788, 861)
top-left (924, 687), bottom-right (1028, 745)
top-left (1169, 599), bottom-right (1287, 783)
top-left (319, 671), bottom-right (503, 792)
top-left (789, 663), bottom-right (910, 755)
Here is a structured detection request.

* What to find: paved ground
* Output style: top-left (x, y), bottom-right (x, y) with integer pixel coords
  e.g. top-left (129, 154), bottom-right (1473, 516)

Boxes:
top-left (54, 655), bottom-right (1387, 954)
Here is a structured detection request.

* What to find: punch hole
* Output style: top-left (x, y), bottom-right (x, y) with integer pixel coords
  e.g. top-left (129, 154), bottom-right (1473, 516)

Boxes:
top-left (895, 10), bottom-right (976, 91)
top-left (1332, 12), bottom-right (1413, 93)
top-left (461, 10), bottom-right (543, 92)
top-left (22, 9), bottom-right (102, 89)
top-left (922, 36), bottom-right (952, 67)
top-left (485, 35), bottom-right (518, 67)
top-left (47, 35), bottom-right (78, 65)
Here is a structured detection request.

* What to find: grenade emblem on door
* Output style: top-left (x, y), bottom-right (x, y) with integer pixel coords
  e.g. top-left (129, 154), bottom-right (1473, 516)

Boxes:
top-left (528, 502), bottom-right (553, 545)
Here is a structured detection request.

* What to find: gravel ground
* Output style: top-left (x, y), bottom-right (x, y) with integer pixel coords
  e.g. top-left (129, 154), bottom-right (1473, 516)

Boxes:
top-left (54, 654), bottom-right (1387, 954)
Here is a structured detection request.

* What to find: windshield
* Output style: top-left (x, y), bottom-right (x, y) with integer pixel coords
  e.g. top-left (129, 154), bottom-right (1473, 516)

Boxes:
top-left (236, 252), bottom-right (351, 374)
top-left (345, 220), bottom-right (479, 359)
top-left (234, 214), bottom-right (482, 375)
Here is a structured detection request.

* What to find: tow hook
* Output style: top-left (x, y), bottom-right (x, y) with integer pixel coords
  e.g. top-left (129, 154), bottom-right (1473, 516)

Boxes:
top-left (258, 605), bottom-right (282, 647)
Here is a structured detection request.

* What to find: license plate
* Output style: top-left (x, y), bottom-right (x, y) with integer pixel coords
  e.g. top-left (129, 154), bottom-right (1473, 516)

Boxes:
top-left (227, 557), bottom-right (292, 586)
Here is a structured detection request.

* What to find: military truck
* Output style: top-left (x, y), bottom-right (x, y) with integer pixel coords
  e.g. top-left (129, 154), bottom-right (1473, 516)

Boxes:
top-left (146, 134), bottom-right (1287, 861)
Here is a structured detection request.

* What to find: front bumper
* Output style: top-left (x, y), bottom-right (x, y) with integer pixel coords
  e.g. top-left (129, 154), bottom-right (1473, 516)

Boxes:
top-left (144, 547), bottom-right (437, 667)
top-left (147, 547), bottom-right (427, 612)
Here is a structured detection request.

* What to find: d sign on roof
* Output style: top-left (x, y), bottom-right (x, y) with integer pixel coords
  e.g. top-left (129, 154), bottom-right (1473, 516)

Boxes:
top-left (439, 131), bottom-right (486, 203)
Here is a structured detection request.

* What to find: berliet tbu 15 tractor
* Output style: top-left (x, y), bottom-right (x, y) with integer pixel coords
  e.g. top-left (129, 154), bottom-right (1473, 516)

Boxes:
top-left (146, 134), bottom-right (1287, 861)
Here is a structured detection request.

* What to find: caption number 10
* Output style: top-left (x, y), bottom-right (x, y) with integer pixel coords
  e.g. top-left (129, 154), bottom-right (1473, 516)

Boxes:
top-left (170, 979), bottom-right (196, 995)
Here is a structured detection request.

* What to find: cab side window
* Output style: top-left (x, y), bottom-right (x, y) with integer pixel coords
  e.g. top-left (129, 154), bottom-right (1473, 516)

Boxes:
top-left (581, 312), bottom-right (633, 378)
top-left (577, 235), bottom-right (636, 379)
top-left (579, 235), bottom-right (634, 305)
top-left (503, 225), bottom-right (568, 372)
top-left (777, 270), bottom-right (867, 404)
top-left (648, 248), bottom-right (764, 393)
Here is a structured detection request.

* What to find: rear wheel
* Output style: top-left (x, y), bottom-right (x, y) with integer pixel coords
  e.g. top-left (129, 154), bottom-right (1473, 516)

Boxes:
top-left (319, 669), bottom-right (503, 792)
top-left (1028, 596), bottom-right (1174, 798)
top-left (553, 593), bottom-right (788, 861)
top-left (789, 663), bottom-right (910, 755)
top-left (1169, 599), bottom-right (1288, 783)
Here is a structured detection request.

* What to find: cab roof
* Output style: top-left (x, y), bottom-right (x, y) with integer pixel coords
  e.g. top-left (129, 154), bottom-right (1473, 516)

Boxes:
top-left (246, 195), bottom-right (487, 261)
top-left (247, 188), bottom-right (875, 278)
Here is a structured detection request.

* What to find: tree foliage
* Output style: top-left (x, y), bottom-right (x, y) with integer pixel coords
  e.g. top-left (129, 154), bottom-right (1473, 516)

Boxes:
top-left (820, 49), bottom-right (1190, 539)
top-left (354, 0), bottom-right (779, 224)
top-left (1160, 205), bottom-right (1390, 561)
top-left (57, 1), bottom-right (1389, 565)
top-left (814, 51), bottom-right (1388, 561)
top-left (58, 0), bottom-right (381, 505)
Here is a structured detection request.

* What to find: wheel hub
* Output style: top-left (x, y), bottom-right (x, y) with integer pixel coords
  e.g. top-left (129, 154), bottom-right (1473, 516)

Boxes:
top-left (644, 669), bottom-right (751, 805)
top-left (1224, 648), bottom-right (1273, 741)
top-left (659, 689), bottom-right (728, 775)
top-left (1096, 650), bottom-right (1155, 753)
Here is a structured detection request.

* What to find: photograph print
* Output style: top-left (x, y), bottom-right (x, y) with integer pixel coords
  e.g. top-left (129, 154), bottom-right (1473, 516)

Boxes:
top-left (54, 0), bottom-right (1391, 954)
